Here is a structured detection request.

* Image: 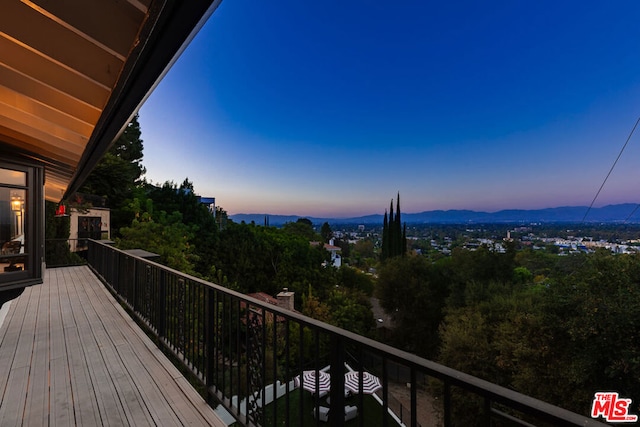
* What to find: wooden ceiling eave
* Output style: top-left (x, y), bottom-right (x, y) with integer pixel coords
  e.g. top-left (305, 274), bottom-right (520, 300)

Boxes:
top-left (0, 64), bottom-right (103, 125)
top-left (0, 85), bottom-right (94, 138)
top-left (0, 123), bottom-right (83, 165)
top-left (1, 2), bottom-right (126, 90)
top-left (0, 0), bottom-right (221, 202)
top-left (0, 33), bottom-right (111, 109)
top-left (0, 103), bottom-right (89, 150)
top-left (23, 0), bottom-right (148, 60)
top-left (0, 0), bottom-right (146, 202)
top-left (63, 0), bottom-right (223, 200)
top-left (0, 132), bottom-right (75, 201)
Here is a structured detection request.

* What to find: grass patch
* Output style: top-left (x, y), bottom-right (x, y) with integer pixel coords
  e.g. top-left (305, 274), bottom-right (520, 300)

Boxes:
top-left (263, 389), bottom-right (401, 426)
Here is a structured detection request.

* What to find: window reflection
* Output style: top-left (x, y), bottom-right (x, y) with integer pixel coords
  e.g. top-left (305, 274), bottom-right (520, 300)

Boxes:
top-left (0, 168), bottom-right (26, 186)
top-left (1, 169), bottom-right (27, 274)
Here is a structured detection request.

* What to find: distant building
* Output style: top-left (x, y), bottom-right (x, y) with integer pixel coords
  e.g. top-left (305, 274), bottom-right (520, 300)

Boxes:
top-left (197, 196), bottom-right (216, 215)
top-left (69, 207), bottom-right (110, 252)
top-left (310, 240), bottom-right (342, 268)
top-left (325, 239), bottom-right (342, 268)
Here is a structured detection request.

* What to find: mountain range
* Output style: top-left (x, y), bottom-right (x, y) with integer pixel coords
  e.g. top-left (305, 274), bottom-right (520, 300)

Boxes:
top-left (229, 204), bottom-right (640, 226)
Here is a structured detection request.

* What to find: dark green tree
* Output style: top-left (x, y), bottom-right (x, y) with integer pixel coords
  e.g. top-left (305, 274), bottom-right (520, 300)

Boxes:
top-left (118, 179), bottom-right (220, 279)
top-left (117, 208), bottom-right (197, 274)
top-left (326, 287), bottom-right (375, 337)
top-left (212, 221), bottom-right (330, 297)
top-left (376, 256), bottom-right (449, 358)
top-left (350, 240), bottom-right (375, 269)
top-left (395, 193), bottom-right (402, 255)
top-left (381, 193), bottom-right (406, 261)
top-left (282, 218), bottom-right (319, 241)
top-left (381, 210), bottom-right (389, 260)
top-left (320, 222), bottom-right (333, 243)
top-left (337, 266), bottom-right (374, 295)
top-left (79, 114), bottom-right (145, 235)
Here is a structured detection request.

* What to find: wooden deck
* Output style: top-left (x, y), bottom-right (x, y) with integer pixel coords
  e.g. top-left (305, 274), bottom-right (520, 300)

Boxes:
top-left (0, 266), bottom-right (226, 426)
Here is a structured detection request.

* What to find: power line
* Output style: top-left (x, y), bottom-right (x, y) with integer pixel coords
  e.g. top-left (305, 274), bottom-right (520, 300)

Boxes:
top-left (582, 115), bottom-right (640, 223)
top-left (624, 203), bottom-right (640, 223)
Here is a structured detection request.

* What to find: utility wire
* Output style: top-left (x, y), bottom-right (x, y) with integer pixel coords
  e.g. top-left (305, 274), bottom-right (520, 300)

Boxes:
top-left (582, 115), bottom-right (640, 223)
top-left (624, 203), bottom-right (640, 223)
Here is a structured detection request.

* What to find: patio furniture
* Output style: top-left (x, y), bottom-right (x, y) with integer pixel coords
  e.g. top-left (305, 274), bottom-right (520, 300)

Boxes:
top-left (325, 389), bottom-right (351, 404)
top-left (1, 240), bottom-right (21, 255)
top-left (313, 405), bottom-right (358, 423)
top-left (312, 389), bottom-right (329, 398)
top-left (344, 371), bottom-right (382, 394)
top-left (313, 406), bottom-right (330, 422)
top-left (1, 241), bottom-right (22, 272)
top-left (345, 405), bottom-right (358, 421)
top-left (295, 370), bottom-right (331, 396)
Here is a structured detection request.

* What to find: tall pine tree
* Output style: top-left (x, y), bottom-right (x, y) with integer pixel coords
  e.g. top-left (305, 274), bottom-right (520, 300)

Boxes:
top-left (79, 114), bottom-right (146, 235)
top-left (381, 192), bottom-right (406, 261)
top-left (389, 199), bottom-right (395, 257)
top-left (395, 193), bottom-right (401, 255)
top-left (382, 210), bottom-right (389, 260)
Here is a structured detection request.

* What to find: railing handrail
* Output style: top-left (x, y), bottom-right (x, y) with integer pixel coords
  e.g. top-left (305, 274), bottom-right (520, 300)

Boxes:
top-left (86, 239), bottom-right (607, 427)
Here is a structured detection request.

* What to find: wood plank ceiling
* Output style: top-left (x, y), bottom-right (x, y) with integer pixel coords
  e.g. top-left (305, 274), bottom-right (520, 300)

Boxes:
top-left (0, 0), bottom-right (219, 202)
top-left (0, 0), bottom-right (150, 201)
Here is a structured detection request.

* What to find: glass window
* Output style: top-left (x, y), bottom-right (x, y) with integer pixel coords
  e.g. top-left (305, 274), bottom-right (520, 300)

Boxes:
top-left (0, 163), bottom-right (42, 288)
top-left (76, 216), bottom-right (103, 251)
top-left (0, 168), bottom-right (26, 186)
top-left (78, 216), bottom-right (103, 240)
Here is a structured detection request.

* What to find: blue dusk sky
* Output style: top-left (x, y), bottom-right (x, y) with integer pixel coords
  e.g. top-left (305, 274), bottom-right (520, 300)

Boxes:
top-left (138, 1), bottom-right (640, 218)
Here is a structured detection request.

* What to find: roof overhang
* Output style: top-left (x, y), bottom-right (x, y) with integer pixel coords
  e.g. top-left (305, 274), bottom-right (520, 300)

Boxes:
top-left (0, 0), bottom-right (221, 202)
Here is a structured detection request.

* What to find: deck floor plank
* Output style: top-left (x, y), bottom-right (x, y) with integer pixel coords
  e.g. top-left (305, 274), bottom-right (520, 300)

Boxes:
top-left (74, 268), bottom-right (209, 426)
top-left (68, 266), bottom-right (160, 426)
top-left (49, 270), bottom-right (75, 427)
top-left (57, 268), bottom-right (102, 427)
top-left (23, 282), bottom-right (51, 427)
top-left (0, 284), bottom-right (30, 420)
top-left (0, 266), bottom-right (225, 426)
top-left (74, 266), bottom-right (212, 425)
top-left (1, 283), bottom-right (42, 426)
top-left (57, 265), bottom-right (104, 426)
top-left (72, 265), bottom-right (203, 426)
top-left (63, 266), bottom-right (142, 427)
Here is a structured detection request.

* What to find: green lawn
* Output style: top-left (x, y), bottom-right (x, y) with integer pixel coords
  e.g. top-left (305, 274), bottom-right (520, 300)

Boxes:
top-left (262, 389), bottom-right (401, 426)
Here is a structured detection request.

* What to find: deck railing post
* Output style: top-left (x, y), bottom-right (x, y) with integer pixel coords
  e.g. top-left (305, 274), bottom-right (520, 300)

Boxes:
top-left (484, 396), bottom-right (491, 426)
top-left (132, 258), bottom-right (138, 312)
top-left (205, 286), bottom-right (215, 405)
top-left (411, 367), bottom-right (417, 427)
top-left (157, 270), bottom-right (167, 340)
top-left (113, 246), bottom-right (118, 288)
top-left (382, 358), bottom-right (389, 427)
top-left (329, 334), bottom-right (345, 427)
top-left (444, 381), bottom-right (451, 427)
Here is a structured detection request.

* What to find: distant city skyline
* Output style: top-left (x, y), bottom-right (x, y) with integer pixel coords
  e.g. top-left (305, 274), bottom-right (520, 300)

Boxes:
top-left (138, 1), bottom-right (640, 217)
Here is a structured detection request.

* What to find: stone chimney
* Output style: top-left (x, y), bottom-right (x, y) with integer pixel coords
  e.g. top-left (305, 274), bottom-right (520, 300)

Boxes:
top-left (277, 288), bottom-right (295, 311)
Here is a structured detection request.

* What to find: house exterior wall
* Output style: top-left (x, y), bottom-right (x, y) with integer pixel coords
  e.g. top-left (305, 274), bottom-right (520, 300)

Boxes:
top-left (69, 207), bottom-right (110, 252)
